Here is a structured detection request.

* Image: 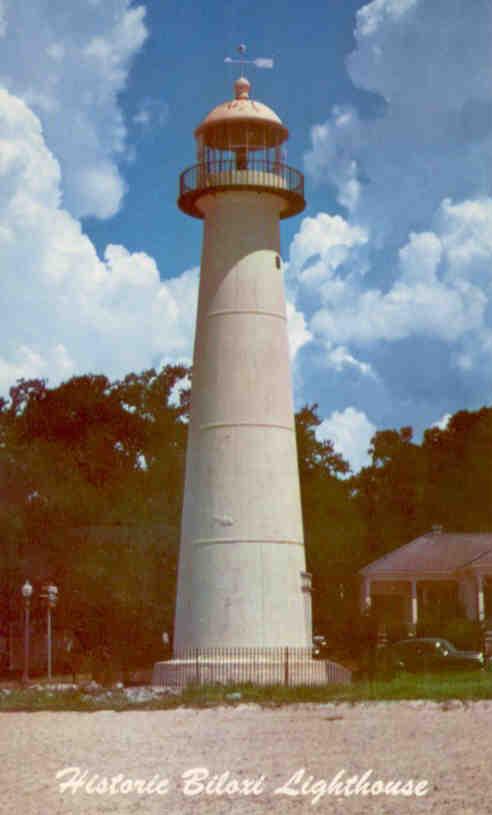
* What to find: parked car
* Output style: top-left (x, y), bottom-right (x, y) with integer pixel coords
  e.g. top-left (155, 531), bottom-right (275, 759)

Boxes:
top-left (382, 637), bottom-right (486, 674)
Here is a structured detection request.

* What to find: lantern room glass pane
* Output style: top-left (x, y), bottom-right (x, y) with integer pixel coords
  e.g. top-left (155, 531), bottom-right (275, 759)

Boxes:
top-left (200, 141), bottom-right (286, 174)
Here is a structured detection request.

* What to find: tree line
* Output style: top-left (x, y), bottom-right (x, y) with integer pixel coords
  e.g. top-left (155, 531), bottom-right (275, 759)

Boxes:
top-left (1, 366), bottom-right (491, 667)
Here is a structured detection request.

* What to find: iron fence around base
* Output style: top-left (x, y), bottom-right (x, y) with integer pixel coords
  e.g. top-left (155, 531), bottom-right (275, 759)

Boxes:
top-left (153, 647), bottom-right (352, 687)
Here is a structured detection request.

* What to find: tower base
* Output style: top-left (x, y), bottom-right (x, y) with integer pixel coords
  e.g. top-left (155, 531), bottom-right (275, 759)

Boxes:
top-left (152, 648), bottom-right (351, 688)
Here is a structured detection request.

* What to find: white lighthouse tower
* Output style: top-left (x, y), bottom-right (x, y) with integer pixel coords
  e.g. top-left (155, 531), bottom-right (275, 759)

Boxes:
top-left (153, 73), bottom-right (350, 685)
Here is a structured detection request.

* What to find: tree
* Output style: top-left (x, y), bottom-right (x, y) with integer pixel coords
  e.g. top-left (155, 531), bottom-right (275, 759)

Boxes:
top-left (0, 366), bottom-right (191, 667)
top-left (422, 408), bottom-right (492, 532)
top-left (352, 426), bottom-right (426, 561)
top-left (295, 404), bottom-right (362, 635)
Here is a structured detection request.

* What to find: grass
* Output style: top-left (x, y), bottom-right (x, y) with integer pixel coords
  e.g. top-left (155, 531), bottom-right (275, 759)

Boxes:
top-left (2, 671), bottom-right (492, 711)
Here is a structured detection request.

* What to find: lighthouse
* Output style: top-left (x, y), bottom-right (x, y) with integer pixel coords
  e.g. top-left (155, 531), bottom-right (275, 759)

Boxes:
top-left (153, 73), bottom-right (351, 685)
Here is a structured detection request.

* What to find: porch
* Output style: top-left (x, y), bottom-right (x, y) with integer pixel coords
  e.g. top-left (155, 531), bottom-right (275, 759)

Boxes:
top-left (360, 575), bottom-right (492, 630)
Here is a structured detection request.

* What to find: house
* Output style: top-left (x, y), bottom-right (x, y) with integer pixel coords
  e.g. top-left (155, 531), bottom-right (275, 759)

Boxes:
top-left (359, 528), bottom-right (492, 631)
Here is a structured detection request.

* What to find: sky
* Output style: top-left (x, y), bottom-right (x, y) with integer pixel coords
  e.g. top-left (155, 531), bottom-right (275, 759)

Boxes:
top-left (1, 0), bottom-right (492, 472)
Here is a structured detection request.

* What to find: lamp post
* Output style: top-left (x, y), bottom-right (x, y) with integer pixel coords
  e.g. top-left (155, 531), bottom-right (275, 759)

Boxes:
top-left (41, 583), bottom-right (58, 681)
top-left (21, 580), bottom-right (33, 684)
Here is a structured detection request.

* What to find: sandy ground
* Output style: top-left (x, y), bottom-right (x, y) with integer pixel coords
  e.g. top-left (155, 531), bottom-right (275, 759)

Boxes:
top-left (2, 701), bottom-right (492, 814)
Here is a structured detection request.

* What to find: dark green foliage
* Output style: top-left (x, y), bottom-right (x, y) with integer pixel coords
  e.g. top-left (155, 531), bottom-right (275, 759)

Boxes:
top-left (422, 408), bottom-right (492, 532)
top-left (295, 404), bottom-right (362, 635)
top-left (352, 426), bottom-right (427, 562)
top-left (352, 407), bottom-right (492, 565)
top-left (1, 365), bottom-right (492, 669)
top-left (0, 366), bottom-right (189, 667)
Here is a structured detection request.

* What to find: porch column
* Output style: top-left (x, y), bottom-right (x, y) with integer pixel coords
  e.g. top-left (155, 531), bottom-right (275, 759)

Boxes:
top-left (362, 577), bottom-right (372, 611)
top-left (477, 574), bottom-right (485, 622)
top-left (411, 579), bottom-right (418, 627)
top-left (301, 571), bottom-right (313, 642)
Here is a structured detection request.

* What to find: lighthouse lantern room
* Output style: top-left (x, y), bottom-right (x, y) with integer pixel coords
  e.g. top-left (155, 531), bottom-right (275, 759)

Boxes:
top-left (178, 76), bottom-right (305, 220)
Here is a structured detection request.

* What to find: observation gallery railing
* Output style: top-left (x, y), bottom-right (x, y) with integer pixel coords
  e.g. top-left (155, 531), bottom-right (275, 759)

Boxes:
top-left (179, 159), bottom-right (304, 200)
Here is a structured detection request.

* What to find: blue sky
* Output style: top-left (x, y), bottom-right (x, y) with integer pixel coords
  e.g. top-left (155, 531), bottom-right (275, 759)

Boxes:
top-left (85, 0), bottom-right (369, 272)
top-left (1, 0), bottom-right (491, 471)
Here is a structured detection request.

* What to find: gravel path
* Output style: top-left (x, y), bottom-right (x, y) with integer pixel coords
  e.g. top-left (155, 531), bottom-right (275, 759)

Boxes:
top-left (2, 701), bottom-right (492, 814)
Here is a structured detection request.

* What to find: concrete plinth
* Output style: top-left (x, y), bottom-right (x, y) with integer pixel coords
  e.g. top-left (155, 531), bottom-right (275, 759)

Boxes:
top-left (152, 649), bottom-right (352, 688)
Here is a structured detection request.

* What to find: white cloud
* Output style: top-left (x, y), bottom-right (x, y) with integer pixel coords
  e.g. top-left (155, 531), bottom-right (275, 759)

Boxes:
top-left (438, 198), bottom-right (492, 283)
top-left (316, 407), bottom-right (376, 473)
top-left (349, 0), bottom-right (490, 108)
top-left (355, 0), bottom-right (418, 38)
top-left (289, 212), bottom-right (368, 285)
top-left (133, 98), bottom-right (169, 129)
top-left (283, 190), bottom-right (492, 431)
top-left (304, 108), bottom-right (363, 212)
top-left (168, 375), bottom-right (191, 408)
top-left (326, 346), bottom-right (375, 378)
top-left (0, 76), bottom-right (304, 398)
top-left (0, 344), bottom-right (75, 392)
top-left (310, 247), bottom-right (485, 348)
top-left (305, 0), bottom-right (492, 249)
top-left (286, 301), bottom-right (313, 360)
top-left (75, 165), bottom-right (126, 221)
top-left (291, 199), bottom-right (487, 351)
top-left (431, 413), bottom-right (451, 430)
top-left (289, 0), bottom-right (492, 429)
top-left (398, 231), bottom-right (442, 285)
top-left (155, 267), bottom-right (199, 366)
top-left (0, 0), bottom-right (147, 219)
top-left (0, 88), bottom-right (197, 394)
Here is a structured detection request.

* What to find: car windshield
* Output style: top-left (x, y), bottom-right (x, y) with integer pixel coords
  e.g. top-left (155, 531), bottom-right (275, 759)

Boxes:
top-left (394, 641), bottom-right (420, 654)
top-left (394, 639), bottom-right (456, 654)
top-left (434, 640), bottom-right (455, 652)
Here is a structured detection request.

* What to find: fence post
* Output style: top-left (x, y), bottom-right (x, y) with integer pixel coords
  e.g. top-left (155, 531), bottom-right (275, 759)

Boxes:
top-left (284, 647), bottom-right (289, 687)
top-left (377, 623), bottom-right (388, 650)
top-left (484, 629), bottom-right (492, 659)
top-left (195, 648), bottom-right (200, 685)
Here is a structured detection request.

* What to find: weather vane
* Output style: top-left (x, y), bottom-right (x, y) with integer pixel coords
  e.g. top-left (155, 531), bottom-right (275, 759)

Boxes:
top-left (224, 44), bottom-right (274, 72)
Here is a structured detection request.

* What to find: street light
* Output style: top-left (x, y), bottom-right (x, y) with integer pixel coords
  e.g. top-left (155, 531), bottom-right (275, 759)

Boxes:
top-left (21, 580), bottom-right (33, 684)
top-left (41, 583), bottom-right (58, 681)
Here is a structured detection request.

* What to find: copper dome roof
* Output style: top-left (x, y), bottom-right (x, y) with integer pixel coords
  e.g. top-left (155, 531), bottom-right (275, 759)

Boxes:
top-left (195, 77), bottom-right (288, 148)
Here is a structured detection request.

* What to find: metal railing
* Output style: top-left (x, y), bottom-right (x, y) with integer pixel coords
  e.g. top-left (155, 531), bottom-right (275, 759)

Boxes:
top-left (179, 159), bottom-right (304, 199)
top-left (152, 646), bottom-right (352, 687)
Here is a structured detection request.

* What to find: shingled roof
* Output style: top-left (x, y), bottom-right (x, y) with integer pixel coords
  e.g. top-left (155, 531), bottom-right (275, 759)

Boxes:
top-left (360, 532), bottom-right (492, 576)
